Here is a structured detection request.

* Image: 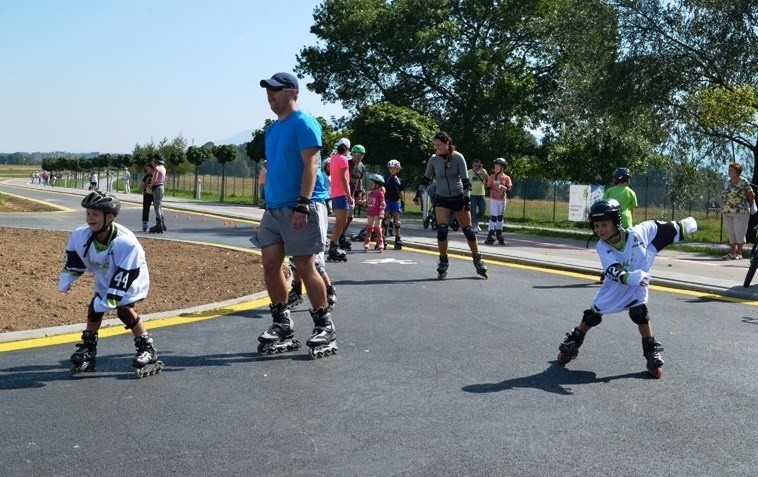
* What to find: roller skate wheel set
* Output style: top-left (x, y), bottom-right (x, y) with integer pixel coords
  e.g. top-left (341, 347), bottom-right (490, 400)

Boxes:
top-left (257, 339), bottom-right (301, 356)
top-left (135, 361), bottom-right (165, 379)
top-left (308, 343), bottom-right (338, 360)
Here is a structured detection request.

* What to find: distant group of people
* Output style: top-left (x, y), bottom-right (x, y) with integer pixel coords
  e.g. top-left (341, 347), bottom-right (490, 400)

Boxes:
top-left (30, 170), bottom-right (55, 186)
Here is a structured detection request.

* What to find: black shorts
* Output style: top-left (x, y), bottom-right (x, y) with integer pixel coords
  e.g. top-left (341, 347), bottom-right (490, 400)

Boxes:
top-left (433, 194), bottom-right (465, 212)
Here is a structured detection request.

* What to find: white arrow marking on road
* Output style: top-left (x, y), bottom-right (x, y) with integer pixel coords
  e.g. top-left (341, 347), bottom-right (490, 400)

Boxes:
top-left (363, 257), bottom-right (417, 265)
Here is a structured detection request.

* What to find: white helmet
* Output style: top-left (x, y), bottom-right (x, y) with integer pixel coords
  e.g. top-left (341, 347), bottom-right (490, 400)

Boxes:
top-left (322, 158), bottom-right (331, 171)
top-left (387, 159), bottom-right (401, 169)
top-left (335, 137), bottom-right (351, 151)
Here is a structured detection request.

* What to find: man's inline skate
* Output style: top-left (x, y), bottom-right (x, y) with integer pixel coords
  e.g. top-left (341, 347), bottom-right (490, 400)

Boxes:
top-left (642, 336), bottom-right (664, 379)
top-left (258, 303), bottom-right (300, 355)
top-left (484, 230), bottom-right (495, 245)
top-left (496, 230), bottom-right (505, 245)
top-left (394, 236), bottom-right (403, 250)
top-left (473, 252), bottom-right (488, 279)
top-left (306, 308), bottom-right (337, 359)
top-left (133, 334), bottom-right (163, 378)
top-left (327, 242), bottom-right (347, 262)
top-left (437, 254), bottom-right (449, 280)
top-left (287, 281), bottom-right (303, 308)
top-left (339, 235), bottom-right (352, 252)
top-left (70, 330), bottom-right (98, 375)
top-left (557, 327), bottom-right (585, 364)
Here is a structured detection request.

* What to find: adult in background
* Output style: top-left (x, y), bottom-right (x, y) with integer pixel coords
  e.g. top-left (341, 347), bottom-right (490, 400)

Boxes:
top-left (258, 160), bottom-right (267, 209)
top-left (413, 131), bottom-right (488, 279)
top-left (467, 158), bottom-right (489, 233)
top-left (123, 167), bottom-right (131, 194)
top-left (342, 144), bottom-right (366, 248)
top-left (253, 71), bottom-right (337, 359)
top-left (602, 167), bottom-right (638, 229)
top-left (140, 163), bottom-right (155, 232)
top-left (327, 138), bottom-right (352, 262)
top-left (89, 171), bottom-right (98, 191)
top-left (721, 162), bottom-right (756, 260)
top-left (148, 153), bottom-right (167, 233)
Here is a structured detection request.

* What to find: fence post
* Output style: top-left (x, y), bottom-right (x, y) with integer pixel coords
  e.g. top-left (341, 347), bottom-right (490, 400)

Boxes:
top-left (522, 181), bottom-right (526, 220)
top-left (552, 181), bottom-right (557, 223)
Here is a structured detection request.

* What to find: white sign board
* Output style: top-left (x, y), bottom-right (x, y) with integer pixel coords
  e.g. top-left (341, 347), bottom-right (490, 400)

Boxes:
top-left (568, 185), bottom-right (605, 222)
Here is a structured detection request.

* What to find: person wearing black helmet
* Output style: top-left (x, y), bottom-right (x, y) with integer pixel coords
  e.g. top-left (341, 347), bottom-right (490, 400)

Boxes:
top-left (60, 191), bottom-right (163, 378)
top-left (602, 167), bottom-right (638, 229)
top-left (556, 198), bottom-right (698, 378)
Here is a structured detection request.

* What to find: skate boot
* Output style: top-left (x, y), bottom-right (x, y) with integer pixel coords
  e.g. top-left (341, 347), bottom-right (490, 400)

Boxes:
top-left (142, 221), bottom-right (148, 232)
top-left (326, 284), bottom-right (337, 310)
top-left (339, 235), bottom-right (352, 251)
top-left (557, 327), bottom-right (585, 364)
top-left (484, 231), bottom-right (495, 245)
top-left (642, 336), bottom-right (664, 379)
top-left (377, 236), bottom-right (385, 253)
top-left (306, 308), bottom-right (338, 359)
top-left (133, 334), bottom-right (163, 378)
top-left (148, 221), bottom-right (163, 234)
top-left (257, 303), bottom-right (300, 355)
top-left (437, 254), bottom-right (449, 280)
top-left (473, 252), bottom-right (488, 279)
top-left (327, 242), bottom-right (348, 262)
top-left (363, 243), bottom-right (370, 252)
top-left (394, 236), bottom-right (403, 250)
top-left (496, 230), bottom-right (505, 245)
top-left (70, 330), bottom-right (98, 375)
top-left (287, 281), bottom-right (303, 309)
top-left (161, 218), bottom-right (167, 232)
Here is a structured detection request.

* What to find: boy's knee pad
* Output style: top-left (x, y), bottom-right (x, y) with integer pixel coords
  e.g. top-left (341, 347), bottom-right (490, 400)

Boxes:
top-left (582, 309), bottom-right (603, 327)
top-left (497, 215), bottom-right (504, 222)
top-left (489, 215), bottom-right (497, 222)
top-left (381, 217), bottom-right (388, 227)
top-left (87, 300), bottom-right (104, 323)
top-left (117, 306), bottom-right (140, 330)
top-left (462, 225), bottom-right (476, 241)
top-left (437, 224), bottom-right (449, 242)
top-left (629, 304), bottom-right (649, 325)
top-left (393, 219), bottom-right (401, 229)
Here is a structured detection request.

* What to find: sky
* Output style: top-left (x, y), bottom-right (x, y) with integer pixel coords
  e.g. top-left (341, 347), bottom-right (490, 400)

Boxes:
top-left (0, 0), bottom-right (347, 153)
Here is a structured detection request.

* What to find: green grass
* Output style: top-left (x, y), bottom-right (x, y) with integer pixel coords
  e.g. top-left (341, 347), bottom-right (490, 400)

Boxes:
top-left (0, 165), bottom-right (36, 179)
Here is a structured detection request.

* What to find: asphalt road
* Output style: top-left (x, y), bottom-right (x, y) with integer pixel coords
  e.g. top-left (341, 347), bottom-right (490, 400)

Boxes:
top-left (1, 185), bottom-right (756, 477)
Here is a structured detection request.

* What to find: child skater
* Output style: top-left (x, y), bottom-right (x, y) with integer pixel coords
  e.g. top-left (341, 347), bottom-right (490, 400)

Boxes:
top-left (363, 173), bottom-right (386, 252)
top-left (60, 191), bottom-right (162, 378)
top-left (484, 157), bottom-right (512, 245)
top-left (556, 198), bottom-right (697, 378)
top-left (383, 159), bottom-right (405, 249)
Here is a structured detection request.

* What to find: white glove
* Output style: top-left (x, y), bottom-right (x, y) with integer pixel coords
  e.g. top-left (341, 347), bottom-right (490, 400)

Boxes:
top-left (626, 270), bottom-right (651, 287)
top-left (680, 217), bottom-right (698, 237)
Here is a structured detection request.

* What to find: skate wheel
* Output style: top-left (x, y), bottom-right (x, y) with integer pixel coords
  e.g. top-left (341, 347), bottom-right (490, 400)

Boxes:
top-left (649, 367), bottom-right (663, 379)
top-left (557, 352), bottom-right (572, 364)
top-left (257, 343), bottom-right (271, 355)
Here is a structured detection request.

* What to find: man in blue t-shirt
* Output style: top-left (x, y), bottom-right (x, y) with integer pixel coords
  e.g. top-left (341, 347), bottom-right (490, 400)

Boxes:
top-left (253, 72), bottom-right (337, 359)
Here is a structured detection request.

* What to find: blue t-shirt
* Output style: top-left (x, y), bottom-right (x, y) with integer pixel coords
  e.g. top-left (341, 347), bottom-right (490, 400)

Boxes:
top-left (264, 110), bottom-right (323, 208)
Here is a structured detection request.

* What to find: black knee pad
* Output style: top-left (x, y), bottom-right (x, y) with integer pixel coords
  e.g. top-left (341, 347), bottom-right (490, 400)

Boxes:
top-left (497, 215), bottom-right (504, 222)
top-left (489, 215), bottom-right (497, 223)
top-left (87, 299), bottom-right (104, 323)
top-left (437, 224), bottom-right (449, 242)
top-left (393, 219), bottom-right (401, 229)
top-left (381, 217), bottom-right (388, 227)
top-left (462, 225), bottom-right (476, 241)
top-left (117, 305), bottom-right (140, 330)
top-left (581, 309), bottom-right (603, 327)
top-left (629, 304), bottom-right (650, 325)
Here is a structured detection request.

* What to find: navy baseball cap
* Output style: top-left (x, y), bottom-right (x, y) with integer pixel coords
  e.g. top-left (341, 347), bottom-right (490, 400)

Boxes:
top-left (260, 72), bottom-right (299, 91)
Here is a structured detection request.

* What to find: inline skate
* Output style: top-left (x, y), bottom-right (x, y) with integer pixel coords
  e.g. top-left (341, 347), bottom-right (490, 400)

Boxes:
top-left (437, 254), bottom-right (449, 280)
top-left (473, 253), bottom-right (488, 279)
top-left (496, 230), bottom-right (505, 245)
top-left (306, 308), bottom-right (337, 359)
top-left (327, 242), bottom-right (347, 262)
top-left (133, 334), bottom-right (163, 378)
top-left (557, 327), bottom-right (585, 363)
top-left (484, 231), bottom-right (495, 245)
top-left (642, 336), bottom-right (664, 379)
top-left (70, 330), bottom-right (98, 375)
top-left (326, 284), bottom-right (337, 310)
top-left (257, 303), bottom-right (300, 355)
top-left (339, 235), bottom-right (352, 252)
top-left (394, 236), bottom-right (403, 250)
top-left (287, 281), bottom-right (303, 308)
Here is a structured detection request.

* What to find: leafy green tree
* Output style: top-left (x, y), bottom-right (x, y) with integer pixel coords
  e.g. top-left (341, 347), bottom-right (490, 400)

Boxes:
top-left (297, 0), bottom-right (550, 157)
top-left (349, 102), bottom-right (438, 182)
top-left (186, 145), bottom-right (212, 197)
top-left (213, 144), bottom-right (238, 202)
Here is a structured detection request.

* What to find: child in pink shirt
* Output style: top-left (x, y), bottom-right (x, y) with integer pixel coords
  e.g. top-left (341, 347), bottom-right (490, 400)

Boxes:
top-left (363, 174), bottom-right (386, 252)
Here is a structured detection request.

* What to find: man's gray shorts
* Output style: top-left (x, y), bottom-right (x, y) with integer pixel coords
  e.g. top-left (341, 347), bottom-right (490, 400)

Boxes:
top-left (251, 202), bottom-right (326, 257)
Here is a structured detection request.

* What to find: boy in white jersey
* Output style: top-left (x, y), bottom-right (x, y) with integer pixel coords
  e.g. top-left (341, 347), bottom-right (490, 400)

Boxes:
top-left (557, 199), bottom-right (697, 378)
top-left (60, 191), bottom-right (162, 377)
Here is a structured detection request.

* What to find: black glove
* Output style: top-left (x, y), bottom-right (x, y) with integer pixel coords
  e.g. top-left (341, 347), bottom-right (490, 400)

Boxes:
top-left (463, 195), bottom-right (471, 211)
top-left (294, 196), bottom-right (310, 215)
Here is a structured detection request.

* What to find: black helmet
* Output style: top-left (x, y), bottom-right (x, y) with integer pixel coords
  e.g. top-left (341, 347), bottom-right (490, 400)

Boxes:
top-left (589, 199), bottom-right (621, 228)
top-left (494, 157), bottom-right (507, 168)
top-left (613, 167), bottom-right (631, 183)
top-left (81, 191), bottom-right (120, 216)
